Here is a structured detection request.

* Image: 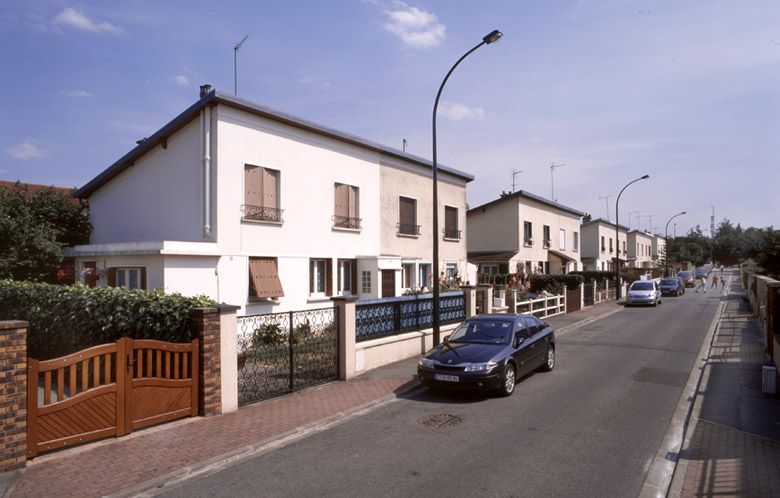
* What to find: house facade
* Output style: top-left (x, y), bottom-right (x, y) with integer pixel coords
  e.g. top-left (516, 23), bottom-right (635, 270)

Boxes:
top-left (652, 234), bottom-right (666, 265)
top-left (466, 190), bottom-right (583, 276)
top-left (68, 88), bottom-right (472, 313)
top-left (580, 218), bottom-right (629, 271)
top-left (627, 230), bottom-right (655, 268)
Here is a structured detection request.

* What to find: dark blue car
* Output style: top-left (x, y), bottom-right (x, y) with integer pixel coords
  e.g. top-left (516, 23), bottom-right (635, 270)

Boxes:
top-left (417, 314), bottom-right (555, 396)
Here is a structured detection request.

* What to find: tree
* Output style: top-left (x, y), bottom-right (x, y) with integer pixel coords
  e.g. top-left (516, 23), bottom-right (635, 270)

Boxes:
top-left (745, 227), bottom-right (780, 278)
top-left (0, 182), bottom-right (91, 282)
top-left (712, 219), bottom-right (742, 266)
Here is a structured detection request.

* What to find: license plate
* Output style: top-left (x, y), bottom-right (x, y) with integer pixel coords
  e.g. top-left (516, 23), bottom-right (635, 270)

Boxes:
top-left (434, 374), bottom-right (459, 382)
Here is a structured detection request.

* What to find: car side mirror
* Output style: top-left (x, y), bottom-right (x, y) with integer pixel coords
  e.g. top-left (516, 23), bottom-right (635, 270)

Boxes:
top-left (514, 336), bottom-right (525, 348)
top-left (443, 335), bottom-right (450, 343)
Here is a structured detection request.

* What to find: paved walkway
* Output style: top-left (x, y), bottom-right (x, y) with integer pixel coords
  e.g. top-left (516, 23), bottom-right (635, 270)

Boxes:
top-left (4, 300), bottom-right (621, 498)
top-left (670, 274), bottom-right (780, 497)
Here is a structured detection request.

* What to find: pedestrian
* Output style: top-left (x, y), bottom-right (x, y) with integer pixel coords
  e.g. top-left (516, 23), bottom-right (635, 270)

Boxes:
top-left (711, 274), bottom-right (718, 289)
top-left (695, 275), bottom-right (707, 293)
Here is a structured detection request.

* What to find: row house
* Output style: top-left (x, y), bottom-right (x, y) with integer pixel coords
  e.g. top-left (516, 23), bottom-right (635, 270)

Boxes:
top-left (627, 230), bottom-right (655, 268)
top-left (466, 190), bottom-right (584, 276)
top-left (68, 88), bottom-right (472, 314)
top-left (580, 218), bottom-right (629, 271)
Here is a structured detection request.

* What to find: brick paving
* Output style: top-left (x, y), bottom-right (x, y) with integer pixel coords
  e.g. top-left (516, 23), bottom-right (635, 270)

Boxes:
top-left (674, 275), bottom-right (780, 497)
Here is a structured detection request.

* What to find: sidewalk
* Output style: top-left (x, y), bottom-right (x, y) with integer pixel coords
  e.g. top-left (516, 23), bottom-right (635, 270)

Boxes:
top-left (669, 275), bottom-right (780, 497)
top-left (3, 300), bottom-right (620, 498)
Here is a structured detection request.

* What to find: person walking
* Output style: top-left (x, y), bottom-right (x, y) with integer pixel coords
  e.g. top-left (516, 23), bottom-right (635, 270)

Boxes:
top-left (695, 274), bottom-right (707, 293)
top-left (711, 273), bottom-right (719, 289)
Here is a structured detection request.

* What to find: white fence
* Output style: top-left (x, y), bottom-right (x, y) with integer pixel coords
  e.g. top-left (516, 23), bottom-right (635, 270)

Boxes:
top-left (511, 294), bottom-right (566, 319)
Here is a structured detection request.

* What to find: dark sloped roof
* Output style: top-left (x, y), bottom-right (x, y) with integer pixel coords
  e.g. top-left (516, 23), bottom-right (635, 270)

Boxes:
top-left (581, 217), bottom-right (630, 231)
top-left (467, 190), bottom-right (584, 217)
top-left (467, 251), bottom-right (519, 263)
top-left (76, 90), bottom-right (474, 198)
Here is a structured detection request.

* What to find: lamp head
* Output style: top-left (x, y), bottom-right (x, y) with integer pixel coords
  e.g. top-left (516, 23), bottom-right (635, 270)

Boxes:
top-left (641, 174), bottom-right (650, 179)
top-left (483, 30), bottom-right (503, 44)
top-left (681, 211), bottom-right (687, 215)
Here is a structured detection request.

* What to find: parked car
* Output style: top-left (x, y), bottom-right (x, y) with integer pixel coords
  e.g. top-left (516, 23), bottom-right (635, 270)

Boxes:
top-left (678, 271), bottom-right (695, 287)
top-left (659, 277), bottom-right (685, 296)
top-left (625, 280), bottom-right (662, 306)
top-left (695, 267), bottom-right (709, 278)
top-left (417, 314), bottom-right (555, 397)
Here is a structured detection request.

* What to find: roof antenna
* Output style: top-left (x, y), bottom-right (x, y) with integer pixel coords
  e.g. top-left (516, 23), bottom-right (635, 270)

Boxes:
top-left (512, 169), bottom-right (523, 192)
top-left (402, 138), bottom-right (407, 152)
top-left (234, 35), bottom-right (248, 96)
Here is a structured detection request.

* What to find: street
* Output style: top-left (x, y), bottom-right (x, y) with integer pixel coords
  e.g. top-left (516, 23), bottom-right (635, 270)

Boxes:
top-left (160, 286), bottom-right (722, 497)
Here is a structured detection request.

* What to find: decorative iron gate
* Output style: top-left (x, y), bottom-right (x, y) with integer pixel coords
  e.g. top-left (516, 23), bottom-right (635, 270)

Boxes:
top-left (236, 307), bottom-right (338, 406)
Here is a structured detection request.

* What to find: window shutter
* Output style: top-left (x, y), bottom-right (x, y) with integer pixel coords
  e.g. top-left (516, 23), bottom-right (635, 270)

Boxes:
top-left (351, 260), bottom-right (358, 294)
top-left (445, 206), bottom-right (457, 231)
top-left (108, 267), bottom-right (117, 287)
top-left (263, 168), bottom-right (278, 208)
top-left (334, 184), bottom-right (348, 218)
top-left (244, 166), bottom-right (262, 206)
top-left (326, 259), bottom-right (333, 296)
top-left (348, 186), bottom-right (358, 218)
top-left (140, 268), bottom-right (147, 290)
top-left (399, 197), bottom-right (414, 226)
top-left (249, 258), bottom-right (285, 298)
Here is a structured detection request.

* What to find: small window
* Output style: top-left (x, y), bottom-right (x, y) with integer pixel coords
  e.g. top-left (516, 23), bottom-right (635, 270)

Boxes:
top-left (402, 263), bottom-right (415, 289)
top-left (559, 228), bottom-right (566, 251)
top-left (609, 238), bottom-right (613, 253)
top-left (524, 221), bottom-right (533, 245)
top-left (419, 264), bottom-right (432, 289)
top-left (398, 196), bottom-right (419, 236)
top-left (337, 259), bottom-right (356, 295)
top-left (443, 206), bottom-right (460, 240)
top-left (480, 264), bottom-right (499, 275)
top-left (310, 258), bottom-right (332, 296)
top-left (109, 267), bottom-right (146, 290)
top-left (83, 261), bottom-right (97, 288)
top-left (601, 236), bottom-right (605, 252)
top-left (573, 232), bottom-right (579, 252)
top-left (361, 270), bottom-right (372, 294)
top-left (543, 225), bottom-right (551, 248)
top-left (334, 183), bottom-right (361, 229)
top-left (244, 165), bottom-right (282, 222)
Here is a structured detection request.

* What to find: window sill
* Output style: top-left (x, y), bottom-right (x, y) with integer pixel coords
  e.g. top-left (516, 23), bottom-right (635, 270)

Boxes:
top-left (307, 295), bottom-right (333, 303)
top-left (248, 298), bottom-right (281, 305)
top-left (443, 237), bottom-right (461, 242)
top-left (242, 218), bottom-right (283, 226)
top-left (397, 233), bottom-right (420, 239)
top-left (523, 242), bottom-right (533, 247)
top-left (332, 226), bottom-right (362, 234)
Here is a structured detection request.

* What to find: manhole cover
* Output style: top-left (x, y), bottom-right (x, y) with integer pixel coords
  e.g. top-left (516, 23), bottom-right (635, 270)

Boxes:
top-left (419, 414), bottom-right (462, 428)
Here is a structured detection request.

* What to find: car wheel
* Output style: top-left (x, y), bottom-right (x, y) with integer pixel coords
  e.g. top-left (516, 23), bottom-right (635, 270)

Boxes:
top-left (540, 344), bottom-right (555, 372)
top-left (499, 363), bottom-right (516, 397)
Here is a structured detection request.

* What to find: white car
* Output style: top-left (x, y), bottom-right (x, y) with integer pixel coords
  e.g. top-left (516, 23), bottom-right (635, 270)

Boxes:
top-left (625, 280), bottom-right (662, 307)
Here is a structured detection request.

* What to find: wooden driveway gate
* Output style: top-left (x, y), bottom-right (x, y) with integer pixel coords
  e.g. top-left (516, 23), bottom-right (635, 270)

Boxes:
top-left (27, 337), bottom-right (198, 457)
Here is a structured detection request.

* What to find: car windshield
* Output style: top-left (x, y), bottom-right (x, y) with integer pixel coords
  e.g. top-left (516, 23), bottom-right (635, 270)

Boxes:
top-left (630, 281), bottom-right (654, 291)
top-left (660, 279), bottom-right (679, 285)
top-left (448, 320), bottom-right (513, 345)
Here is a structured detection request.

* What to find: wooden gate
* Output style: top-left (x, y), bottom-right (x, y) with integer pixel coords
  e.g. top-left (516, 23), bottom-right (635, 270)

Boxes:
top-left (27, 337), bottom-right (198, 457)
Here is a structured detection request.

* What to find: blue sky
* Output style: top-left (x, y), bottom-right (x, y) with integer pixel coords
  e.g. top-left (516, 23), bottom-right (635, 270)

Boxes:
top-left (2, 0), bottom-right (778, 235)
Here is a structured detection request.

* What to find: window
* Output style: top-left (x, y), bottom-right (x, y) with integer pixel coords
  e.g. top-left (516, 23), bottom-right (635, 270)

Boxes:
top-left (248, 257), bottom-right (284, 299)
top-left (445, 263), bottom-right (458, 281)
top-left (398, 197), bottom-right (419, 236)
top-left (419, 264), bottom-right (432, 289)
top-left (444, 206), bottom-right (460, 240)
top-left (573, 232), bottom-right (579, 252)
top-left (109, 267), bottom-right (146, 290)
top-left (480, 264), bottom-right (499, 275)
top-left (337, 259), bottom-right (356, 295)
top-left (559, 229), bottom-right (566, 251)
top-left (83, 261), bottom-right (97, 288)
top-left (361, 271), bottom-right (372, 294)
top-left (309, 258), bottom-right (333, 296)
top-left (609, 238), bottom-right (613, 253)
top-left (402, 263), bottom-right (415, 288)
top-left (244, 165), bottom-right (282, 222)
top-left (524, 221), bottom-right (533, 245)
top-left (623, 241), bottom-right (626, 255)
top-left (333, 183), bottom-right (361, 229)
top-left (543, 225), bottom-right (551, 248)
top-left (601, 236), bottom-right (605, 252)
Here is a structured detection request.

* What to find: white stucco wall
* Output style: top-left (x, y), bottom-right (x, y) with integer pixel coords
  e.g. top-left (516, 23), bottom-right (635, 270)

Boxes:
top-left (581, 220), bottom-right (628, 270)
top-left (467, 199), bottom-right (518, 253)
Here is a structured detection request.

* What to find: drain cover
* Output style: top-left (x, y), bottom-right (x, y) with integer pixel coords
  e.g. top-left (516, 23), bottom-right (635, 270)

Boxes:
top-left (419, 414), bottom-right (462, 428)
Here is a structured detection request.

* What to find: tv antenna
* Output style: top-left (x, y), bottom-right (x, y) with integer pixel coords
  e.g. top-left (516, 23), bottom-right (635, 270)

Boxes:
top-left (598, 194), bottom-right (613, 221)
top-left (550, 162), bottom-right (565, 202)
top-left (512, 169), bottom-right (523, 192)
top-left (234, 35), bottom-right (249, 95)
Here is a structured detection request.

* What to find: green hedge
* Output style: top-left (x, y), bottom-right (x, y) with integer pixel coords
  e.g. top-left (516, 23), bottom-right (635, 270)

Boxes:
top-left (0, 280), bottom-right (215, 360)
top-left (528, 274), bottom-right (584, 294)
top-left (569, 271), bottom-right (616, 281)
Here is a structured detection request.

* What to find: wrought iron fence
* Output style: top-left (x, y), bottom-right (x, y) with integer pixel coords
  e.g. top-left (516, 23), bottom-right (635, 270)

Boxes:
top-left (396, 223), bottom-right (421, 236)
top-left (236, 307), bottom-right (338, 406)
top-left (332, 215), bottom-right (362, 229)
top-left (442, 228), bottom-right (462, 240)
top-left (355, 291), bottom-right (465, 342)
top-left (242, 204), bottom-right (284, 223)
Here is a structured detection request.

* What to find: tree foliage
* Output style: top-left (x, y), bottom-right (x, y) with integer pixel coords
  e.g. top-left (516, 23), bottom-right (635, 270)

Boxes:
top-left (0, 182), bottom-right (91, 282)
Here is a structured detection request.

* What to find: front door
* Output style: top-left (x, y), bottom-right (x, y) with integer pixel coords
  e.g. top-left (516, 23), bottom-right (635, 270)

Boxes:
top-left (381, 270), bottom-right (396, 298)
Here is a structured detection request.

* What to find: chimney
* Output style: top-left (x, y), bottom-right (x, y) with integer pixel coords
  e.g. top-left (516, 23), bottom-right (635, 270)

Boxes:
top-left (199, 84), bottom-right (213, 98)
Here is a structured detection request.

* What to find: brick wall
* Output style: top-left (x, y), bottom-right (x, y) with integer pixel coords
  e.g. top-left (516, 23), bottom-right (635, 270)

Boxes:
top-left (0, 321), bottom-right (28, 472)
top-left (190, 308), bottom-right (222, 416)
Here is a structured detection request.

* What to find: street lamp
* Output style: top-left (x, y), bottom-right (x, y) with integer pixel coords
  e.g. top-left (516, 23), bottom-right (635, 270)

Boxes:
top-left (432, 29), bottom-right (502, 347)
top-left (664, 211), bottom-right (686, 277)
top-left (614, 174), bottom-right (649, 299)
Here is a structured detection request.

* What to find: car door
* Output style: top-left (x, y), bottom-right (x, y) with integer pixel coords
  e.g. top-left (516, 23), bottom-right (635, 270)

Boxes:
top-left (512, 320), bottom-right (536, 377)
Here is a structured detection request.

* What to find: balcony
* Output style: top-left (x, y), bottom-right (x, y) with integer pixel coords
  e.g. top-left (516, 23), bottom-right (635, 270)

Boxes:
top-left (397, 223), bottom-right (421, 237)
top-left (443, 228), bottom-right (461, 240)
top-left (242, 204), bottom-right (284, 223)
top-left (332, 215), bottom-right (362, 230)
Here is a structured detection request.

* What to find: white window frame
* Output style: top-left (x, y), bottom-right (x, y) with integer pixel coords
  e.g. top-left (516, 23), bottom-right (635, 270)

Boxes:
top-left (310, 259), bottom-right (328, 296)
top-left (116, 268), bottom-right (142, 289)
top-left (361, 271), bottom-right (371, 294)
top-left (402, 263), bottom-right (415, 289)
top-left (573, 232), bottom-right (579, 252)
top-left (338, 260), bottom-right (353, 295)
top-left (559, 228), bottom-right (566, 251)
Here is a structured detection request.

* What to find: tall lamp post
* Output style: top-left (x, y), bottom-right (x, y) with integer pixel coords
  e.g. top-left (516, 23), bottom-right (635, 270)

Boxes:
top-left (432, 29), bottom-right (503, 347)
top-left (664, 211), bottom-right (686, 277)
top-left (614, 174), bottom-right (649, 299)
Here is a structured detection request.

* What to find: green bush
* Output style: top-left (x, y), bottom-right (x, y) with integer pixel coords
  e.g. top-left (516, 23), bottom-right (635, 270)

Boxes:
top-left (569, 271), bottom-right (616, 281)
top-left (528, 274), bottom-right (585, 295)
top-left (0, 279), bottom-right (214, 360)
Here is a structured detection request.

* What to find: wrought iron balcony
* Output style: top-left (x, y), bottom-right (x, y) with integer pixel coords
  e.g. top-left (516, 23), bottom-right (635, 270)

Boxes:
top-left (397, 223), bottom-right (421, 236)
top-left (332, 215), bottom-right (362, 230)
top-left (442, 228), bottom-right (461, 240)
top-left (242, 204), bottom-right (284, 223)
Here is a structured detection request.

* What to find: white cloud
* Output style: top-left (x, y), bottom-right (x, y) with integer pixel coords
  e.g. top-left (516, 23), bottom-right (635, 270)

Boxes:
top-left (60, 89), bottom-right (94, 98)
top-left (6, 142), bottom-right (46, 160)
top-left (383, 4), bottom-right (445, 48)
top-left (174, 75), bottom-right (190, 86)
top-left (54, 8), bottom-right (120, 34)
top-left (439, 101), bottom-right (486, 121)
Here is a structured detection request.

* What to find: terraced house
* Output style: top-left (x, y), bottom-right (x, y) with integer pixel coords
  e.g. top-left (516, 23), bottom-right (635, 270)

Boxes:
top-left (580, 218), bottom-right (629, 271)
top-left (68, 87), bottom-right (472, 313)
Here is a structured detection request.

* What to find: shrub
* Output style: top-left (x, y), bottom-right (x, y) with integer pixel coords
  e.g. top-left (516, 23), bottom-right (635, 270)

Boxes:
top-left (569, 271), bottom-right (616, 281)
top-left (252, 323), bottom-right (286, 346)
top-left (528, 274), bottom-right (584, 295)
top-left (0, 279), bottom-right (215, 360)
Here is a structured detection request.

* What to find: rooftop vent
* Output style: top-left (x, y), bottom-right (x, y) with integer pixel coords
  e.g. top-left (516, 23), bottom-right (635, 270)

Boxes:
top-left (199, 84), bottom-right (212, 97)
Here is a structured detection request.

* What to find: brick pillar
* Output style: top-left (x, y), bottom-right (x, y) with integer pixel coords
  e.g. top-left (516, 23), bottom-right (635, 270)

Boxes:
top-left (190, 308), bottom-right (221, 416)
top-left (478, 284), bottom-right (494, 314)
top-left (0, 321), bottom-right (28, 472)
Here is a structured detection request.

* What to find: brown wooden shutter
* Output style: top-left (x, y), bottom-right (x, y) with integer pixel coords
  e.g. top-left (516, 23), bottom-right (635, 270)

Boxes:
top-left (445, 206), bottom-right (457, 232)
top-left (108, 267), bottom-right (117, 287)
top-left (262, 168), bottom-right (278, 208)
top-left (245, 166), bottom-right (262, 206)
top-left (399, 197), bottom-right (414, 226)
top-left (140, 268), bottom-right (147, 290)
top-left (348, 186), bottom-right (358, 218)
top-left (334, 184), bottom-right (348, 218)
top-left (351, 260), bottom-right (358, 294)
top-left (326, 259), bottom-right (333, 296)
top-left (248, 258), bottom-right (285, 298)
top-left (309, 260), bottom-right (315, 293)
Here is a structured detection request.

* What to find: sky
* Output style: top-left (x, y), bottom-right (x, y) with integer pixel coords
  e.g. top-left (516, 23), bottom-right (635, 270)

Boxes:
top-left (1, 0), bottom-right (778, 236)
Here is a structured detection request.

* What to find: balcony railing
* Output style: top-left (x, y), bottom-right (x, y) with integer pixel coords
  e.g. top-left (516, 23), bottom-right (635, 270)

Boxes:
top-left (443, 228), bottom-right (461, 240)
top-left (397, 223), bottom-right (421, 236)
top-left (332, 215), bottom-right (362, 230)
top-left (243, 204), bottom-right (284, 223)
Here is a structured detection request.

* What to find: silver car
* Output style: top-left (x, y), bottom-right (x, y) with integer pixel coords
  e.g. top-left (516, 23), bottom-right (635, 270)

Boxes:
top-left (625, 280), bottom-right (662, 307)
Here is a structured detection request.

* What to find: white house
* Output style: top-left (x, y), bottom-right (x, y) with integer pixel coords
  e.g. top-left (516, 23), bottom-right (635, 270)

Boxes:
top-left (580, 218), bottom-right (629, 271)
top-left (68, 87), bottom-right (473, 313)
top-left (627, 230), bottom-right (655, 268)
top-left (466, 190), bottom-right (584, 276)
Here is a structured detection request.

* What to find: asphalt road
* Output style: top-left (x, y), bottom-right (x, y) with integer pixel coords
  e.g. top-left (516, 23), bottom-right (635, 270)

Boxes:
top-left (161, 286), bottom-right (722, 498)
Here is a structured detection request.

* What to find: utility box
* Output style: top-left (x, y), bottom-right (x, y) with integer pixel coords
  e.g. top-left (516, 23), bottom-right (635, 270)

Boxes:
top-left (762, 365), bottom-right (777, 395)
